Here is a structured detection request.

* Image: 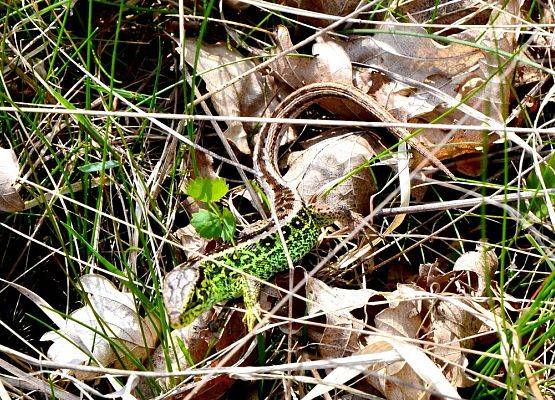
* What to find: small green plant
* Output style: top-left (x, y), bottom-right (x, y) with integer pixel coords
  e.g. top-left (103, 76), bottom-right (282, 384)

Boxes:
top-left (78, 160), bottom-right (120, 173)
top-left (524, 153), bottom-right (555, 219)
top-left (186, 177), bottom-right (236, 242)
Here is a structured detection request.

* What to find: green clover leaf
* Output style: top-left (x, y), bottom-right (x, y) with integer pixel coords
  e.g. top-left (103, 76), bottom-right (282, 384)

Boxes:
top-left (190, 209), bottom-right (222, 239)
top-left (186, 177), bottom-right (229, 203)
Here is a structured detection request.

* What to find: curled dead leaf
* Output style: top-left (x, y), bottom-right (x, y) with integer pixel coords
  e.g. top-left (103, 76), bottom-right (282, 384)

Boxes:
top-left (417, 260), bottom-right (454, 291)
top-left (344, 2), bottom-right (521, 174)
top-left (452, 243), bottom-right (498, 296)
top-left (373, 283), bottom-right (483, 390)
top-left (364, 338), bottom-right (435, 400)
top-left (182, 39), bottom-right (278, 154)
top-left (345, 19), bottom-right (483, 120)
top-left (410, 245), bottom-right (498, 389)
top-left (38, 274), bottom-right (159, 380)
top-left (416, 245), bottom-right (497, 388)
top-left (429, 300), bottom-right (480, 388)
top-left (301, 343), bottom-right (401, 400)
top-left (304, 336), bottom-right (462, 400)
top-left (374, 284), bottom-right (425, 339)
top-left (306, 276), bottom-right (377, 358)
top-left (175, 224), bottom-right (210, 257)
top-left (283, 131), bottom-right (379, 216)
top-left (272, 26), bottom-right (352, 89)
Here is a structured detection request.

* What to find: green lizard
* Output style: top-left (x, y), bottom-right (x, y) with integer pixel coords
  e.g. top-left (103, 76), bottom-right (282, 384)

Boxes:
top-left (163, 82), bottom-right (454, 330)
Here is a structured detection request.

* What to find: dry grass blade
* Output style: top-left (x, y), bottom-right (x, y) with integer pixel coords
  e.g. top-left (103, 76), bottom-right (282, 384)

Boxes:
top-left (0, 0), bottom-right (553, 399)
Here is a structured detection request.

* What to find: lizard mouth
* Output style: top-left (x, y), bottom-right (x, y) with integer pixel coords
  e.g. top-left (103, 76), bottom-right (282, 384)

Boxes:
top-left (169, 302), bottom-right (208, 329)
top-left (168, 311), bottom-right (183, 327)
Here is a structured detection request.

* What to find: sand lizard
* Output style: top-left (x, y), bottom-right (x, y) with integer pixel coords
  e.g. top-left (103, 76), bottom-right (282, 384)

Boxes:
top-left (162, 82), bottom-right (454, 330)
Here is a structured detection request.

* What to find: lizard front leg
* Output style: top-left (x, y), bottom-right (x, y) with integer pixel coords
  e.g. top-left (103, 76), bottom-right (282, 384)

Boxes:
top-left (239, 276), bottom-right (263, 331)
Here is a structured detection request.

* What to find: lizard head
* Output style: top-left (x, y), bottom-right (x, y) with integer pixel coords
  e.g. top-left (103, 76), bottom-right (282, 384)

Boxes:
top-left (163, 263), bottom-right (202, 328)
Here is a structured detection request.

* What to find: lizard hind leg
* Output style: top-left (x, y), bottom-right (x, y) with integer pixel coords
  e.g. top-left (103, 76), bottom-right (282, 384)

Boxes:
top-left (310, 202), bottom-right (377, 241)
top-left (239, 276), bottom-right (263, 331)
top-left (310, 201), bottom-right (352, 227)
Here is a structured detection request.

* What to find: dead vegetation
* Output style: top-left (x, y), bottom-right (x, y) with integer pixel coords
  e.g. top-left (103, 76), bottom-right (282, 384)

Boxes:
top-left (0, 0), bottom-right (554, 399)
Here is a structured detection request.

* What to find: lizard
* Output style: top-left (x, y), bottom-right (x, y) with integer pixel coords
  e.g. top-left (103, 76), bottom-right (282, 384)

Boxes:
top-left (162, 82), bottom-right (455, 330)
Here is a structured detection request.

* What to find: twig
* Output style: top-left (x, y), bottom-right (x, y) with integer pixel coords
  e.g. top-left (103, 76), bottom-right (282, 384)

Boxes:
top-left (374, 190), bottom-right (555, 217)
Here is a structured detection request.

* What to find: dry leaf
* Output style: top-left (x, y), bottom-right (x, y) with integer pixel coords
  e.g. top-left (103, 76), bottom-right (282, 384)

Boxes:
top-left (428, 301), bottom-right (480, 387)
top-left (272, 26), bottom-right (352, 89)
top-left (369, 284), bottom-right (467, 398)
top-left (304, 336), bottom-right (461, 400)
top-left (153, 310), bottom-right (252, 399)
top-left (417, 260), bottom-right (454, 290)
top-left (397, 0), bottom-right (491, 26)
top-left (344, 2), bottom-right (521, 172)
top-left (283, 131), bottom-right (379, 216)
top-left (182, 39), bottom-right (277, 154)
top-left (152, 309), bottom-right (215, 389)
top-left (0, 148), bottom-right (24, 212)
top-left (284, 0), bottom-right (362, 27)
top-left (301, 343), bottom-right (401, 400)
top-left (374, 285), bottom-right (424, 339)
top-left (384, 338), bottom-right (462, 400)
top-left (345, 19), bottom-right (485, 135)
top-left (175, 224), bottom-right (210, 256)
top-left (452, 243), bottom-right (498, 296)
top-left (415, 245), bottom-right (497, 387)
top-left (345, 19), bottom-right (482, 119)
top-left (423, 245), bottom-right (496, 387)
top-left (306, 276), bottom-right (377, 358)
top-left (375, 283), bottom-right (481, 390)
top-left (364, 338), bottom-right (433, 400)
top-left (40, 274), bottom-right (159, 380)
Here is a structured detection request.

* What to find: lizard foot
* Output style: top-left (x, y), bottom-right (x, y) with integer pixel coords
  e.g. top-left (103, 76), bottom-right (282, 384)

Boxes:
top-left (240, 276), bottom-right (263, 331)
top-left (243, 302), bottom-right (263, 331)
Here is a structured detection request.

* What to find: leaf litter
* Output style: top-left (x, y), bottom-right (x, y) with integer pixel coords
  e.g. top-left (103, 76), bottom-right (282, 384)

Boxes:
top-left (0, 0), bottom-right (552, 399)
